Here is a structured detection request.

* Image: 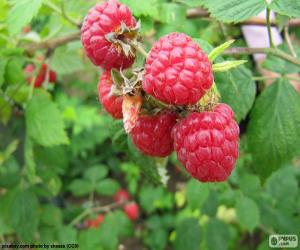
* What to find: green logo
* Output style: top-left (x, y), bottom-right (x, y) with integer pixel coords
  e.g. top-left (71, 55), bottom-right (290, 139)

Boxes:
top-left (271, 236), bottom-right (278, 246)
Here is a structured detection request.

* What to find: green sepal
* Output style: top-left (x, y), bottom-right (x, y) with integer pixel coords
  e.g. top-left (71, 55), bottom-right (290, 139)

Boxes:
top-left (212, 60), bottom-right (247, 72)
top-left (208, 40), bottom-right (235, 62)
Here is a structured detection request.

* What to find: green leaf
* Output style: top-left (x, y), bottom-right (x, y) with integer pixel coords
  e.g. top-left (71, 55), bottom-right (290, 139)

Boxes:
top-left (51, 47), bottom-right (83, 75)
top-left (8, 0), bottom-right (43, 35)
top-left (206, 218), bottom-right (230, 250)
top-left (0, 59), bottom-right (7, 87)
top-left (193, 38), bottom-right (214, 54)
top-left (186, 180), bottom-right (209, 210)
top-left (45, 175), bottom-right (62, 196)
top-left (10, 189), bottom-right (39, 241)
top-left (145, 228), bottom-right (168, 250)
top-left (238, 173), bottom-right (261, 196)
top-left (265, 167), bottom-right (298, 214)
top-left (236, 196), bottom-right (260, 232)
top-left (24, 136), bottom-right (37, 182)
top-left (128, 137), bottom-right (162, 184)
top-left (247, 79), bottom-right (300, 179)
top-left (139, 185), bottom-right (173, 213)
top-left (270, 0), bottom-right (300, 18)
top-left (205, 0), bottom-right (267, 23)
top-left (97, 219), bottom-right (118, 250)
top-left (212, 60), bottom-right (247, 72)
top-left (4, 58), bottom-right (25, 85)
top-left (103, 211), bottom-right (133, 238)
top-left (80, 211), bottom-right (132, 250)
top-left (120, 0), bottom-right (160, 19)
top-left (95, 179), bottom-right (120, 196)
top-left (84, 165), bottom-right (108, 182)
top-left (174, 218), bottom-right (201, 250)
top-left (5, 85), bottom-right (30, 104)
top-left (208, 40), bottom-right (235, 62)
top-left (262, 44), bottom-right (300, 74)
top-left (69, 179), bottom-right (93, 196)
top-left (57, 226), bottom-right (77, 244)
top-left (26, 92), bottom-right (69, 146)
top-left (0, 93), bottom-right (12, 124)
top-left (180, 0), bottom-right (205, 7)
top-left (79, 228), bottom-right (102, 250)
top-left (215, 65), bottom-right (256, 122)
top-left (35, 146), bottom-right (68, 175)
top-left (40, 204), bottom-right (62, 227)
top-left (202, 190), bottom-right (219, 217)
top-left (0, 0), bottom-right (8, 22)
top-left (160, 3), bottom-right (186, 24)
top-left (0, 215), bottom-right (13, 236)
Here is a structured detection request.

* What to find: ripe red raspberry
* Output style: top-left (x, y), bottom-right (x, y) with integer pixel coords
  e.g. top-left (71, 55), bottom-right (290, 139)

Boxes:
top-left (131, 112), bottom-right (177, 157)
top-left (81, 0), bottom-right (136, 70)
top-left (85, 214), bottom-right (105, 228)
top-left (85, 219), bottom-right (97, 228)
top-left (114, 189), bottom-right (130, 204)
top-left (124, 202), bottom-right (139, 221)
top-left (98, 71), bottom-right (123, 119)
top-left (95, 214), bottom-right (105, 225)
top-left (143, 32), bottom-right (213, 105)
top-left (49, 70), bottom-right (57, 83)
top-left (172, 104), bottom-right (239, 182)
top-left (25, 64), bottom-right (57, 88)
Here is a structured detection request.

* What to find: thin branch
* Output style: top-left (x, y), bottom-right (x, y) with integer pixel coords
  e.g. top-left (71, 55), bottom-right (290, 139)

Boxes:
top-left (186, 8), bottom-right (210, 18)
top-left (68, 201), bottom-right (129, 227)
top-left (284, 25), bottom-right (297, 57)
top-left (69, 208), bottom-right (91, 227)
top-left (24, 31), bottom-right (81, 54)
top-left (266, 8), bottom-right (275, 47)
top-left (224, 47), bottom-right (300, 67)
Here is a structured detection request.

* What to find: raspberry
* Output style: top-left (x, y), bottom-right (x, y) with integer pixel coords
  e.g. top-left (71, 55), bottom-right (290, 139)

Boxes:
top-left (114, 189), bottom-right (130, 204)
top-left (85, 214), bottom-right (105, 228)
top-left (85, 219), bottom-right (97, 228)
top-left (143, 32), bottom-right (213, 105)
top-left (124, 202), bottom-right (139, 221)
top-left (95, 214), bottom-right (104, 225)
top-left (98, 71), bottom-right (123, 119)
top-left (49, 70), bottom-right (57, 83)
top-left (81, 0), bottom-right (136, 70)
top-left (172, 104), bottom-right (239, 182)
top-left (25, 64), bottom-right (56, 88)
top-left (131, 112), bottom-right (177, 157)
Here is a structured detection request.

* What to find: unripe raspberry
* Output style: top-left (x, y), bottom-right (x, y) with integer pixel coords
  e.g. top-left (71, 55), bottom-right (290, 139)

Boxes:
top-left (131, 112), bottom-right (177, 157)
top-left (81, 0), bottom-right (136, 70)
top-left (124, 202), bottom-right (139, 221)
top-left (114, 189), bottom-right (130, 204)
top-left (143, 32), bottom-right (213, 105)
top-left (172, 104), bottom-right (239, 182)
top-left (98, 71), bottom-right (123, 119)
top-left (24, 64), bottom-right (56, 88)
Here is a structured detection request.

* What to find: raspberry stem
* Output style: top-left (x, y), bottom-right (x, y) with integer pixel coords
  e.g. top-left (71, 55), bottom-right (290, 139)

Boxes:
top-left (198, 82), bottom-right (220, 111)
top-left (127, 40), bottom-right (149, 58)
